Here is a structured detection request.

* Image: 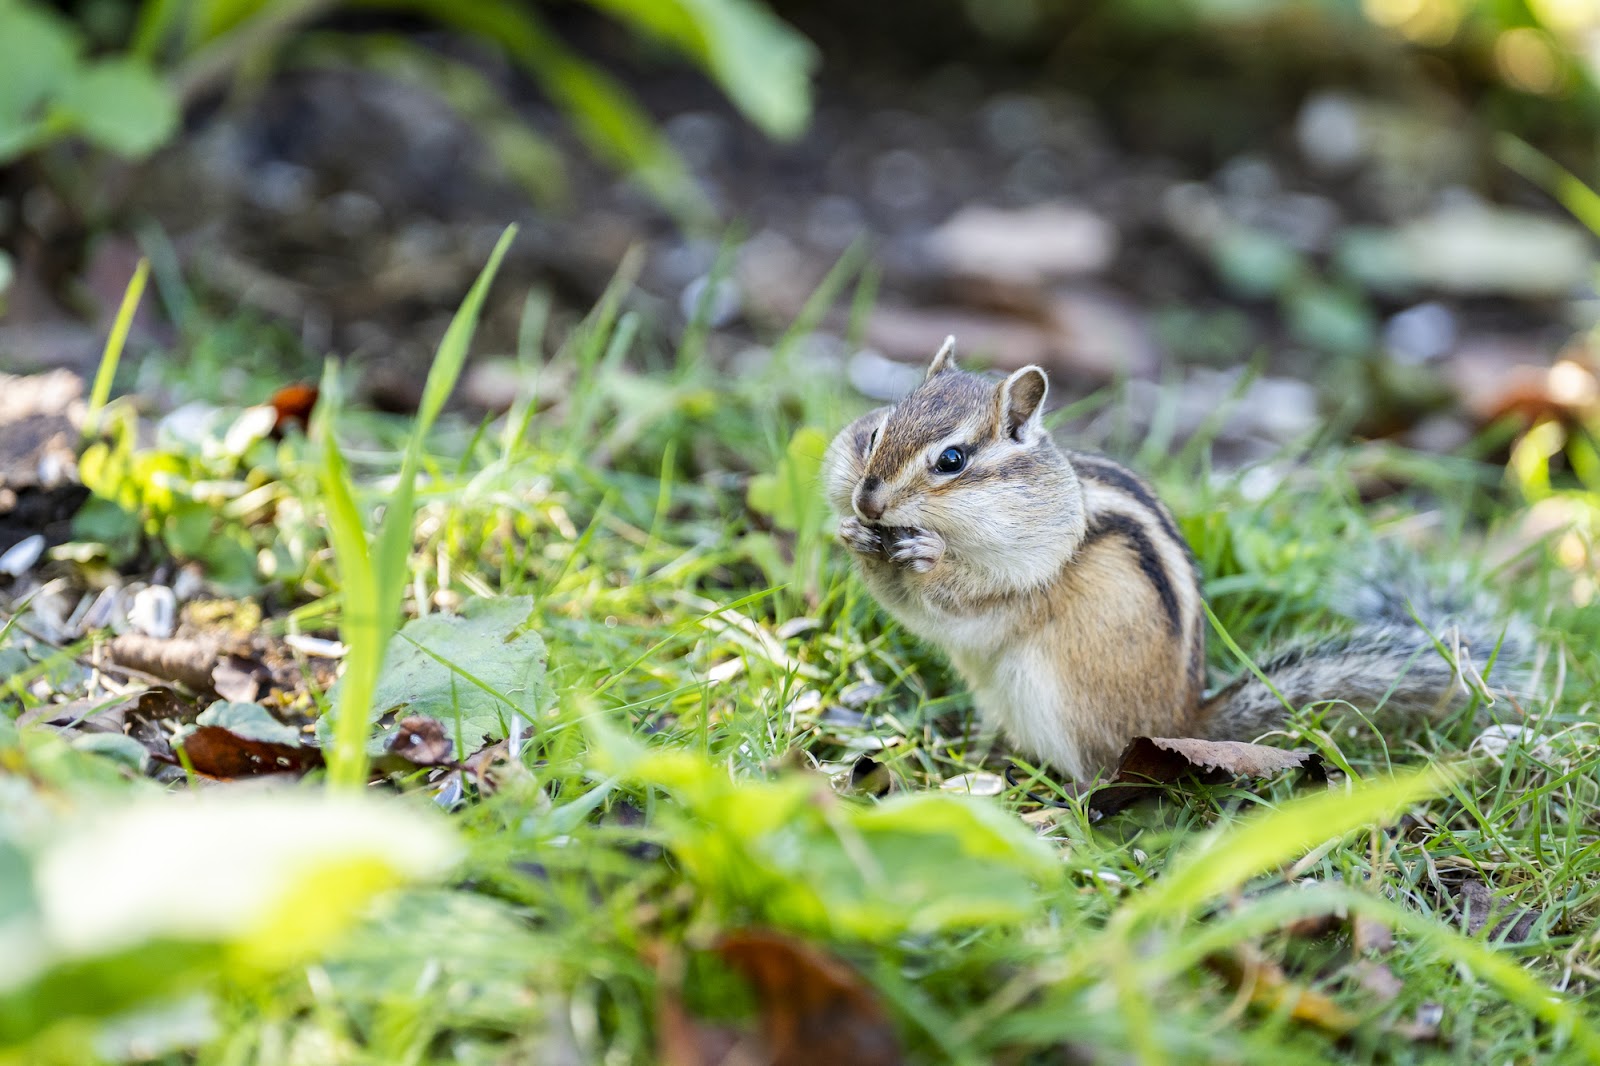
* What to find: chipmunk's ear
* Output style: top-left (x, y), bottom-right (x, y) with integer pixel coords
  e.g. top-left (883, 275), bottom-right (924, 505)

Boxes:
top-left (997, 365), bottom-right (1048, 441)
top-left (925, 335), bottom-right (958, 379)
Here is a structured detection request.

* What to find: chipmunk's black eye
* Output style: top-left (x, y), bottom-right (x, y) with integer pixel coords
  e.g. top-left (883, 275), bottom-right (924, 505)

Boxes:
top-left (934, 446), bottom-right (966, 474)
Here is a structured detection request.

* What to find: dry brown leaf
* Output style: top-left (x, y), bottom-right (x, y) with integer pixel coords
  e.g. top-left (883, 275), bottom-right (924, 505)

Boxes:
top-left (715, 930), bottom-right (904, 1066)
top-left (387, 715), bottom-right (456, 767)
top-left (1345, 960), bottom-right (1404, 1003)
top-left (105, 634), bottom-right (221, 692)
top-left (1353, 914), bottom-right (1395, 955)
top-left (268, 383), bottom-right (320, 436)
top-left (1206, 948), bottom-right (1360, 1036)
top-left (170, 725), bottom-right (323, 778)
top-left (1456, 880), bottom-right (1543, 943)
top-left (1091, 736), bottom-right (1324, 814)
top-left (211, 653), bottom-right (270, 702)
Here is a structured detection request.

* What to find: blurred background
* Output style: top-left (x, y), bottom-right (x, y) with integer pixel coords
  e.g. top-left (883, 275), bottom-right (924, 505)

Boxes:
top-left (4, 0), bottom-right (1600, 463)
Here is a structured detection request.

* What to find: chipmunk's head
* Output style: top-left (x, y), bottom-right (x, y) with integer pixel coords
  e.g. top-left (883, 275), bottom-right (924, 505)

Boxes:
top-left (844, 337), bottom-right (1083, 565)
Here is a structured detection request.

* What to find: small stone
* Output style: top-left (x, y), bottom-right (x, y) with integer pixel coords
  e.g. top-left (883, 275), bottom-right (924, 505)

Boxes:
top-left (868, 149), bottom-right (935, 214)
top-left (774, 617), bottom-right (820, 640)
top-left (940, 772), bottom-right (1006, 796)
top-left (847, 348), bottom-right (924, 401)
top-left (679, 275), bottom-right (741, 328)
top-left (0, 534), bottom-right (44, 576)
top-left (663, 111), bottom-right (728, 171)
top-left (980, 93), bottom-right (1052, 155)
top-left (784, 689), bottom-right (822, 716)
top-left (820, 705), bottom-right (867, 730)
top-left (284, 634), bottom-right (347, 659)
top-left (127, 585), bottom-right (178, 640)
top-left (838, 680), bottom-right (886, 708)
top-left (926, 202), bottom-right (1118, 284)
top-left (1296, 92), bottom-right (1368, 174)
top-left (1384, 302), bottom-right (1457, 364)
top-left (1398, 206), bottom-right (1590, 298)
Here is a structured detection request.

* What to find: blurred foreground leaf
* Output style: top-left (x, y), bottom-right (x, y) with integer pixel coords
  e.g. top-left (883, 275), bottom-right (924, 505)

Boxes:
top-left (593, 723), bottom-right (1059, 938)
top-left (0, 788), bottom-right (460, 1051)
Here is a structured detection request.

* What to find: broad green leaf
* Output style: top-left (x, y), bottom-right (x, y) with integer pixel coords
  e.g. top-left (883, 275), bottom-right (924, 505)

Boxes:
top-left (747, 426), bottom-right (828, 532)
top-left (595, 721), bottom-right (1059, 937)
top-left (164, 500), bottom-right (215, 559)
top-left (583, 0), bottom-right (817, 140)
top-left (381, 0), bottom-right (707, 223)
top-left (69, 496), bottom-right (141, 559)
top-left (55, 58), bottom-right (178, 159)
top-left (0, 791), bottom-right (459, 1048)
top-left (0, 2), bottom-right (79, 125)
top-left (193, 701), bottom-right (302, 746)
top-left (325, 595), bottom-right (548, 755)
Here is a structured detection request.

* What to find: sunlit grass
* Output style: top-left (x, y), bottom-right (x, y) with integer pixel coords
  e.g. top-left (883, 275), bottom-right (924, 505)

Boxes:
top-left (5, 252), bottom-right (1599, 1063)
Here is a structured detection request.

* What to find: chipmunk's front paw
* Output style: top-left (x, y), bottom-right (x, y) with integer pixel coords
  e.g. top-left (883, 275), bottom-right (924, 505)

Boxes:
top-left (888, 528), bottom-right (945, 574)
top-left (838, 515), bottom-right (885, 557)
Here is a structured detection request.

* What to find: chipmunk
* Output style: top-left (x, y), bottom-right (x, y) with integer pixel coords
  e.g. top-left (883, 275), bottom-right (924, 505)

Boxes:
top-left (824, 337), bottom-right (1507, 781)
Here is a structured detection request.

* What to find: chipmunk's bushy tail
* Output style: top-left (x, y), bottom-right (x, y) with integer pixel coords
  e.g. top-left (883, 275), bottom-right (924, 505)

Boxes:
top-left (1199, 561), bottom-right (1529, 744)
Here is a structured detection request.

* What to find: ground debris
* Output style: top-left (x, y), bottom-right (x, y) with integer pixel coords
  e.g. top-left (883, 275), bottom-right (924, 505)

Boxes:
top-left (0, 369), bottom-right (88, 551)
top-left (1206, 947), bottom-right (1360, 1036)
top-left (1454, 879), bottom-right (1546, 943)
top-left (1090, 736), bottom-right (1324, 815)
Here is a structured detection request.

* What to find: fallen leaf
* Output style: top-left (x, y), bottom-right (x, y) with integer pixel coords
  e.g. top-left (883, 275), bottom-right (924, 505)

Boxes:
top-left (169, 702), bottom-right (320, 778)
top-left (649, 941), bottom-right (765, 1066)
top-left (835, 755), bottom-right (892, 797)
top-left (105, 633), bottom-right (220, 693)
top-left (1345, 960), bottom-right (1403, 1003)
top-left (0, 368), bottom-right (89, 551)
top-left (211, 653), bottom-right (270, 703)
top-left (1455, 879), bottom-right (1543, 943)
top-left (172, 726), bottom-right (322, 778)
top-left (387, 716), bottom-right (455, 767)
top-left (1091, 737), bottom-right (1325, 814)
top-left (268, 383), bottom-right (319, 436)
top-left (1206, 947), bottom-right (1360, 1036)
top-left (715, 930), bottom-right (903, 1066)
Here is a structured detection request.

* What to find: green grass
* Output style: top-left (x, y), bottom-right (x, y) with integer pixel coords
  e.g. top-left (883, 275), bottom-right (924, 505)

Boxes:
top-left (4, 256), bottom-right (1599, 1064)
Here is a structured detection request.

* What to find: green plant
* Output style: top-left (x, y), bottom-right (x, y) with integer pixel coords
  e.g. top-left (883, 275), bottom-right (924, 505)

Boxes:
top-left (135, 0), bottom-right (816, 222)
top-left (0, 0), bottom-right (178, 162)
top-left (317, 224), bottom-right (514, 789)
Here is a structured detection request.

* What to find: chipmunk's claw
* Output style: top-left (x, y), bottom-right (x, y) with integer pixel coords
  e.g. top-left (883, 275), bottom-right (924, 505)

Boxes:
top-left (838, 515), bottom-right (885, 557)
top-left (889, 528), bottom-right (945, 574)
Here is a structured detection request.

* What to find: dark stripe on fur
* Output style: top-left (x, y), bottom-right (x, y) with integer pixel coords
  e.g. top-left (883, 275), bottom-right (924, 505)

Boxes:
top-left (1069, 452), bottom-right (1187, 549)
top-left (1085, 512), bottom-right (1182, 634)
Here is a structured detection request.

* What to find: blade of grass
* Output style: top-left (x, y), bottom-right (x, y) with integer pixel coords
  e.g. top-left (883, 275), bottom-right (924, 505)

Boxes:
top-left (321, 224), bottom-right (516, 790)
top-left (84, 258), bottom-right (149, 438)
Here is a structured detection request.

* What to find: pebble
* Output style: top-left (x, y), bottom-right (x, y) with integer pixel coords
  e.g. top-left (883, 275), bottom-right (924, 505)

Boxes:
top-left (679, 275), bottom-right (741, 328)
top-left (127, 585), bottom-right (178, 640)
top-left (0, 535), bottom-right (44, 577)
top-left (848, 348), bottom-right (924, 401)
top-left (927, 202), bottom-right (1117, 283)
top-left (868, 149), bottom-right (935, 213)
top-left (1383, 302), bottom-right (1457, 364)
top-left (939, 772), bottom-right (1006, 796)
top-left (1296, 92), bottom-right (1368, 173)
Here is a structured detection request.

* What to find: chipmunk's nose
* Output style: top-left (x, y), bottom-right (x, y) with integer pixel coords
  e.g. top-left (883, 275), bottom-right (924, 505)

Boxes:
top-left (854, 477), bottom-right (887, 521)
